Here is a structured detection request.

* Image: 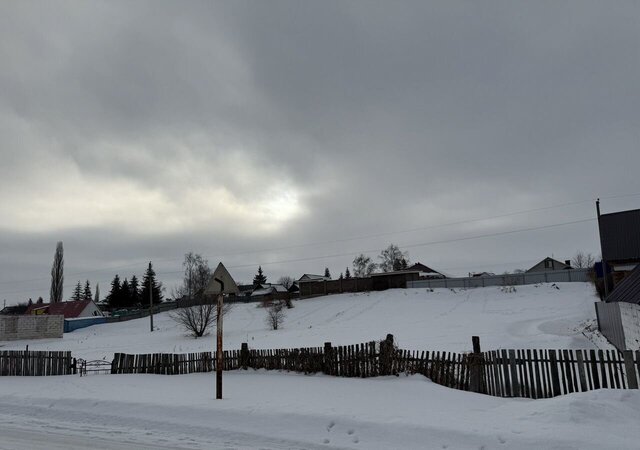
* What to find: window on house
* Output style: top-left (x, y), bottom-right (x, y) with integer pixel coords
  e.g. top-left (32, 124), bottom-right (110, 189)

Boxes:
top-left (545, 260), bottom-right (552, 269)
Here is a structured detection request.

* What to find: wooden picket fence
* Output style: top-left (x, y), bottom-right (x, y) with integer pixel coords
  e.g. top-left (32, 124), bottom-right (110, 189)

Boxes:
top-left (0, 350), bottom-right (74, 376)
top-left (482, 348), bottom-right (639, 398)
top-left (109, 336), bottom-right (640, 399)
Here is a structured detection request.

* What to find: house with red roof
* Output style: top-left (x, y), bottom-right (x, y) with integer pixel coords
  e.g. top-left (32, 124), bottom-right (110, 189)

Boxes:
top-left (25, 300), bottom-right (103, 319)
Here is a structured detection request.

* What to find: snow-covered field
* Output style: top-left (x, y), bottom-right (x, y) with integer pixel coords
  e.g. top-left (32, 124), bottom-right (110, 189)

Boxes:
top-left (2, 283), bottom-right (638, 449)
top-left (2, 283), bottom-right (608, 359)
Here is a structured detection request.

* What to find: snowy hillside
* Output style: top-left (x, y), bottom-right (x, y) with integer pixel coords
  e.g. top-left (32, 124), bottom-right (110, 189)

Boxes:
top-left (3, 282), bottom-right (607, 360)
top-left (2, 282), bottom-right (639, 449)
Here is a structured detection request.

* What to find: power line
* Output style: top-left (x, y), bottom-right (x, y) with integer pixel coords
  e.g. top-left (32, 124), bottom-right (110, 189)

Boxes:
top-left (215, 217), bottom-right (597, 270)
top-left (0, 195), bottom-right (605, 287)
top-left (0, 216), bottom-right (596, 297)
top-left (1, 187), bottom-right (636, 293)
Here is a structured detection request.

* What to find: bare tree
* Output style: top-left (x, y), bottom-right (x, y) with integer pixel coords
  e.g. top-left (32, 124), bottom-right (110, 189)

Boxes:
top-left (172, 300), bottom-right (232, 338)
top-left (173, 252), bottom-right (212, 301)
top-left (265, 301), bottom-right (286, 330)
top-left (50, 241), bottom-right (64, 303)
top-left (277, 276), bottom-right (294, 289)
top-left (378, 244), bottom-right (409, 273)
top-left (352, 254), bottom-right (377, 278)
top-left (572, 251), bottom-right (595, 269)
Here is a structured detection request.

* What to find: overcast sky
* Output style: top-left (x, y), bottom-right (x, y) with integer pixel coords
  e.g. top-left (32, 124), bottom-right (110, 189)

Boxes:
top-left (1, 1), bottom-right (639, 305)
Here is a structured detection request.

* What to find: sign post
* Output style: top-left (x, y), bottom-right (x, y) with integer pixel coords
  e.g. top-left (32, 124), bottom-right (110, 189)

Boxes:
top-left (204, 263), bottom-right (239, 400)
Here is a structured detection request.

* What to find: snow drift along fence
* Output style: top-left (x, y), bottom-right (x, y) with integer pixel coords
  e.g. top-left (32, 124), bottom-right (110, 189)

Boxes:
top-left (0, 350), bottom-right (74, 376)
top-left (110, 337), bottom-right (640, 399)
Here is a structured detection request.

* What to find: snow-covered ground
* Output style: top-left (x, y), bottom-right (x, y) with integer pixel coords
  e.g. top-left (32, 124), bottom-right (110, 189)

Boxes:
top-left (2, 283), bottom-right (609, 360)
top-left (2, 283), bottom-right (637, 449)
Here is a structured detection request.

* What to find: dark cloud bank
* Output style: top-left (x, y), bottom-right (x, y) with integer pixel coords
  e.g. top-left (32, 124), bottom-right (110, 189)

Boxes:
top-left (1, 1), bottom-right (639, 303)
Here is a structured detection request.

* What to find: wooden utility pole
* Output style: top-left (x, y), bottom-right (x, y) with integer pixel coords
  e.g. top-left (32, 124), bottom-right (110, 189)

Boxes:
top-left (203, 263), bottom-right (238, 400)
top-left (149, 266), bottom-right (154, 332)
top-left (215, 278), bottom-right (224, 399)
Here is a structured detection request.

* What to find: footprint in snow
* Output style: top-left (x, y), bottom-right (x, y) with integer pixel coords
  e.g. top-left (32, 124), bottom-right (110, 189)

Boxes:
top-left (323, 438), bottom-right (330, 444)
top-left (327, 421), bottom-right (335, 431)
top-left (347, 429), bottom-right (354, 435)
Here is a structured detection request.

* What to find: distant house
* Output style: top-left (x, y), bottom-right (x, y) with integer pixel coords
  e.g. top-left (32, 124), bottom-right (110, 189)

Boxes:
top-left (470, 272), bottom-right (496, 277)
top-left (251, 284), bottom-right (290, 302)
top-left (403, 263), bottom-right (446, 278)
top-left (25, 300), bottom-right (103, 319)
top-left (0, 304), bottom-right (30, 316)
top-left (526, 257), bottom-right (571, 273)
top-left (598, 205), bottom-right (640, 288)
top-left (298, 274), bottom-right (330, 282)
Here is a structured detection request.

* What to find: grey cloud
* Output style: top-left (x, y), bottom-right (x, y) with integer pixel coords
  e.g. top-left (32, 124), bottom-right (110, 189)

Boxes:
top-left (1, 1), bottom-right (639, 303)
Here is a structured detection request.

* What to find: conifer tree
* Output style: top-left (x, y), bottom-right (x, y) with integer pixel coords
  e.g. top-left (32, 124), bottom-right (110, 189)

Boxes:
top-left (345, 267), bottom-right (352, 279)
top-left (253, 266), bottom-right (267, 287)
top-left (83, 280), bottom-right (92, 302)
top-left (121, 278), bottom-right (132, 307)
top-left (141, 262), bottom-right (163, 306)
top-left (71, 281), bottom-right (82, 301)
top-left (129, 275), bottom-right (140, 306)
top-left (107, 275), bottom-right (121, 308)
top-left (94, 284), bottom-right (100, 303)
top-left (324, 267), bottom-right (331, 279)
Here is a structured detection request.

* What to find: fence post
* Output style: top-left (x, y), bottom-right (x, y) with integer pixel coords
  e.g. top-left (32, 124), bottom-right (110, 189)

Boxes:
top-left (379, 334), bottom-right (395, 376)
top-left (241, 343), bottom-right (249, 370)
top-left (323, 342), bottom-right (333, 375)
top-left (469, 336), bottom-right (485, 393)
top-left (548, 350), bottom-right (561, 396)
top-left (623, 350), bottom-right (638, 389)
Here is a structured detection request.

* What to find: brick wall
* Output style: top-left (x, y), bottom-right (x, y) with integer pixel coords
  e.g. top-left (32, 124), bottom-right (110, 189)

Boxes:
top-left (0, 315), bottom-right (64, 341)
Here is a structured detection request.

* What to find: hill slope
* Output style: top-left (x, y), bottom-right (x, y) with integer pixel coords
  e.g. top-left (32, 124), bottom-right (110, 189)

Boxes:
top-left (3, 282), bottom-right (606, 360)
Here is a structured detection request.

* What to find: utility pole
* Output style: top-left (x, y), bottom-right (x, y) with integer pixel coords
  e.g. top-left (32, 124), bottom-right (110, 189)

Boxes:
top-left (214, 278), bottom-right (224, 399)
top-left (596, 199), bottom-right (609, 298)
top-left (149, 263), bottom-right (154, 332)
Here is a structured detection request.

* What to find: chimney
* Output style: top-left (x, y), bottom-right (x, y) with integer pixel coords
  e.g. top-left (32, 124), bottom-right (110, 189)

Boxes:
top-left (565, 260), bottom-right (571, 267)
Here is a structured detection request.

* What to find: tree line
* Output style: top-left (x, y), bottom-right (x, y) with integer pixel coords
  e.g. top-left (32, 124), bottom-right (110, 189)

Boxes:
top-left (106, 262), bottom-right (163, 309)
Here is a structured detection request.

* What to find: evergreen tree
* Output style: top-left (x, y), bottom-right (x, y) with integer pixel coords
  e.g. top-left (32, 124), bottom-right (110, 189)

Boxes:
top-left (71, 281), bottom-right (82, 301)
top-left (36, 297), bottom-right (44, 304)
top-left (252, 266), bottom-right (267, 287)
top-left (120, 278), bottom-right (132, 307)
top-left (345, 267), bottom-right (352, 279)
top-left (94, 284), bottom-right (100, 303)
top-left (324, 267), bottom-right (331, 279)
top-left (83, 280), bottom-right (92, 302)
top-left (129, 275), bottom-right (140, 306)
top-left (339, 272), bottom-right (344, 280)
top-left (141, 262), bottom-right (163, 306)
top-left (107, 275), bottom-right (121, 308)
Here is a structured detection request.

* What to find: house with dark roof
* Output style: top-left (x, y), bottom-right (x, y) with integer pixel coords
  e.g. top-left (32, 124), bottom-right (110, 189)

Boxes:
top-left (298, 274), bottom-right (330, 282)
top-left (403, 263), bottom-right (446, 278)
top-left (25, 300), bottom-right (103, 319)
top-left (526, 257), bottom-right (571, 273)
top-left (598, 204), bottom-right (640, 289)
